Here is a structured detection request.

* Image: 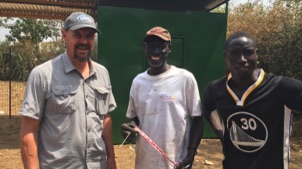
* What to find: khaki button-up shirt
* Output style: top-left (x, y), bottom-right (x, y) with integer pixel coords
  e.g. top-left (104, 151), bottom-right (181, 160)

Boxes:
top-left (20, 52), bottom-right (116, 169)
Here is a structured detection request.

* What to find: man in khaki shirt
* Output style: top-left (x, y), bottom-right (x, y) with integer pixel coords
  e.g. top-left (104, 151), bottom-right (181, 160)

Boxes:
top-left (19, 12), bottom-right (117, 169)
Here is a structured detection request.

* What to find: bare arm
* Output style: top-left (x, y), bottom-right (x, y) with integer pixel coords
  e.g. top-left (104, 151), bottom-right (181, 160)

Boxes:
top-left (102, 114), bottom-right (117, 169)
top-left (188, 116), bottom-right (204, 152)
top-left (203, 110), bottom-right (224, 143)
top-left (175, 116), bottom-right (204, 169)
top-left (20, 116), bottom-right (40, 169)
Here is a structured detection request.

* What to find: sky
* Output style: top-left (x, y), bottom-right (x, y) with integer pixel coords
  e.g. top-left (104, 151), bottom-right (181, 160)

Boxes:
top-left (0, 0), bottom-right (272, 42)
top-left (0, 18), bottom-right (16, 42)
top-left (0, 28), bottom-right (9, 41)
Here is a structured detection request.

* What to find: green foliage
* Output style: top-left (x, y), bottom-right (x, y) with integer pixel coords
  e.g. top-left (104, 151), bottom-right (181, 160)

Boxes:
top-left (228, 0), bottom-right (302, 80)
top-left (265, 24), bottom-right (302, 80)
top-left (0, 18), bottom-right (64, 81)
top-left (211, 5), bottom-right (226, 13)
top-left (0, 17), bottom-right (101, 81)
top-left (0, 41), bottom-right (11, 80)
top-left (0, 39), bottom-right (65, 81)
top-left (1, 18), bottom-right (60, 44)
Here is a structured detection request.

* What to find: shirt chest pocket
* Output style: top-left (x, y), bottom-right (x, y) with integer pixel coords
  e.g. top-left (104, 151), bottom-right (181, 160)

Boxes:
top-left (94, 87), bottom-right (110, 115)
top-left (51, 85), bottom-right (78, 114)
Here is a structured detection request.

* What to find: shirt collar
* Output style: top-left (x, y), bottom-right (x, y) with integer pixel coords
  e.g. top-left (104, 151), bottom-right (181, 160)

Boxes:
top-left (62, 52), bottom-right (76, 73)
top-left (62, 52), bottom-right (96, 76)
top-left (226, 69), bottom-right (265, 106)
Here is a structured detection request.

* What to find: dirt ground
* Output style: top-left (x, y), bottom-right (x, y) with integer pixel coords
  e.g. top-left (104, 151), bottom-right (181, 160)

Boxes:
top-left (0, 116), bottom-right (301, 169)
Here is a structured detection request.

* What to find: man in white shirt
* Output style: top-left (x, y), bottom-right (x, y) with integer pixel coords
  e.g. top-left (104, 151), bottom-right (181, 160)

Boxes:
top-left (121, 26), bottom-right (203, 169)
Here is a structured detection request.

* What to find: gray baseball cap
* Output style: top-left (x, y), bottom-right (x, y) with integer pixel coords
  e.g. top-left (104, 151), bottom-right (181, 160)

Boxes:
top-left (64, 12), bottom-right (100, 33)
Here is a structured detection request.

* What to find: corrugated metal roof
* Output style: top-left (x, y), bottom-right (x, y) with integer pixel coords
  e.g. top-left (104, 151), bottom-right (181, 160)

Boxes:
top-left (0, 0), bottom-right (97, 20)
top-left (0, 0), bottom-right (228, 21)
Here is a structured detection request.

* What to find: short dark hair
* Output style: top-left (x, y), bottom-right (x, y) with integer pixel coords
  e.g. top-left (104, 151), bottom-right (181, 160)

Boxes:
top-left (224, 31), bottom-right (256, 51)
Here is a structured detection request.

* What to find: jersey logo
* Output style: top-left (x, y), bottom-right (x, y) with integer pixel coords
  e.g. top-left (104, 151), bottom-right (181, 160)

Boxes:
top-left (159, 93), bottom-right (176, 100)
top-left (226, 111), bottom-right (268, 153)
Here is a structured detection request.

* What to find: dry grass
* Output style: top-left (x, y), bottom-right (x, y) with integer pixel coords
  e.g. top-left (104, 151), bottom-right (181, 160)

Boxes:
top-left (0, 81), bottom-right (301, 168)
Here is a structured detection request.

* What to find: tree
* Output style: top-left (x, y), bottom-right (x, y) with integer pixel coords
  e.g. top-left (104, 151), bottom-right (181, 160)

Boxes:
top-left (1, 18), bottom-right (60, 43)
top-left (227, 0), bottom-right (302, 80)
top-left (0, 18), bottom-right (64, 81)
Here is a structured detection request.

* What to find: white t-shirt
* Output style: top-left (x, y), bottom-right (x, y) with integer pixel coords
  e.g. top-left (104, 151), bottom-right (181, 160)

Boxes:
top-left (126, 66), bottom-right (202, 169)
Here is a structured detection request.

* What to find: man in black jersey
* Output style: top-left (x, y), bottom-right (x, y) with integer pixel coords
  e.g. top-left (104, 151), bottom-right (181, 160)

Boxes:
top-left (202, 31), bottom-right (302, 169)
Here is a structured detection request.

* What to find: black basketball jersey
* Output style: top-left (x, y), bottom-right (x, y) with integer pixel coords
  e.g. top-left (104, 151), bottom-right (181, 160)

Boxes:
top-left (203, 69), bottom-right (302, 169)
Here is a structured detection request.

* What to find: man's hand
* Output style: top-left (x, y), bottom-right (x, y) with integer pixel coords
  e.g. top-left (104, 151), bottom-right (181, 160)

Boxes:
top-left (106, 157), bottom-right (117, 169)
top-left (174, 148), bottom-right (196, 169)
top-left (120, 121), bottom-right (138, 143)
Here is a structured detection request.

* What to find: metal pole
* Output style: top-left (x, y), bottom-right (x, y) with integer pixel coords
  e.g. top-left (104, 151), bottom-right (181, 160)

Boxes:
top-left (9, 46), bottom-right (12, 118)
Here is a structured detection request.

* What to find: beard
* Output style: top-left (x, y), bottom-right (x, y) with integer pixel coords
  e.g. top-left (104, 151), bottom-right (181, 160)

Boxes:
top-left (74, 43), bottom-right (91, 62)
